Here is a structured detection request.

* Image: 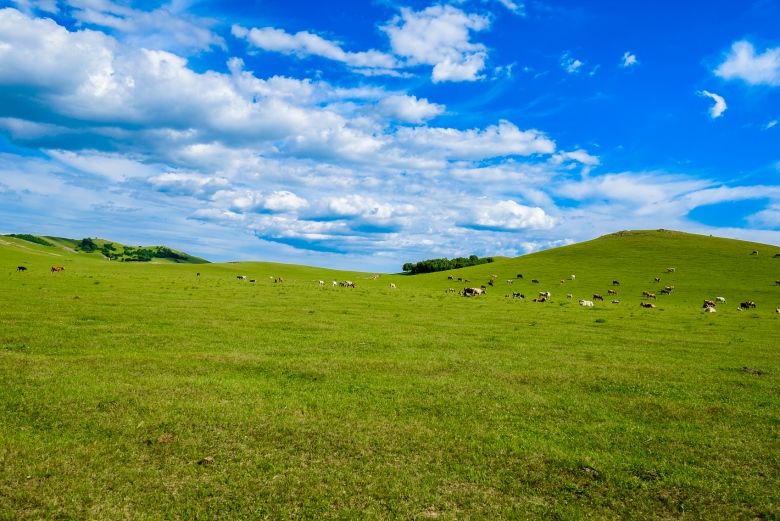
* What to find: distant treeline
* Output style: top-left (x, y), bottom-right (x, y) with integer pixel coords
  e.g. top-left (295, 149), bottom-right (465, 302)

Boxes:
top-left (402, 255), bottom-right (493, 274)
top-left (77, 238), bottom-right (196, 263)
top-left (7, 234), bottom-right (53, 247)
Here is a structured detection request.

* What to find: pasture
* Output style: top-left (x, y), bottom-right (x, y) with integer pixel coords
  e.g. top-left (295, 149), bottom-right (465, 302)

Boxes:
top-left (0, 230), bottom-right (778, 519)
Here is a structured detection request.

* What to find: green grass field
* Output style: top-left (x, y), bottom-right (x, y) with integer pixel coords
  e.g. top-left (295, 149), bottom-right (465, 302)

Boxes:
top-left (1, 230), bottom-right (778, 519)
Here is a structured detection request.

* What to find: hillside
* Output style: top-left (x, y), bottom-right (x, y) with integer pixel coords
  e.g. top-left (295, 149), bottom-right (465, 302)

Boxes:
top-left (3, 233), bottom-right (209, 264)
top-left (1, 229), bottom-right (778, 519)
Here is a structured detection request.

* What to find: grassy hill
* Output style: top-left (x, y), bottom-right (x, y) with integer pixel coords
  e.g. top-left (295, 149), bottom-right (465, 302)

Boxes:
top-left (0, 230), bottom-right (778, 519)
top-left (3, 234), bottom-right (209, 264)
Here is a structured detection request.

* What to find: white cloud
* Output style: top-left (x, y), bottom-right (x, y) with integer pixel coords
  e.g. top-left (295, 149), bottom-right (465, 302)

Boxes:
top-left (395, 120), bottom-right (555, 160)
top-left (382, 5), bottom-right (490, 82)
top-left (764, 119), bottom-right (777, 130)
top-left (495, 0), bottom-right (525, 15)
top-left (231, 24), bottom-right (398, 72)
top-left (698, 90), bottom-right (727, 119)
top-left (715, 40), bottom-right (780, 86)
top-left (620, 51), bottom-right (638, 68)
top-left (376, 94), bottom-right (445, 124)
top-left (469, 200), bottom-right (556, 231)
top-left (551, 149), bottom-right (600, 167)
top-left (561, 52), bottom-right (583, 74)
top-left (149, 172), bottom-right (230, 195)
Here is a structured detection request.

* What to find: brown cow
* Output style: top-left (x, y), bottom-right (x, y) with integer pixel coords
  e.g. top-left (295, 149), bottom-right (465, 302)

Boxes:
top-left (50, 266), bottom-right (64, 273)
top-left (640, 302), bottom-right (656, 308)
top-left (607, 289), bottom-right (617, 295)
top-left (642, 291), bottom-right (656, 299)
top-left (703, 299), bottom-right (716, 309)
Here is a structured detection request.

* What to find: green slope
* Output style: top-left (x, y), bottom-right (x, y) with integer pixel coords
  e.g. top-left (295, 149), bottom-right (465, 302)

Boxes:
top-left (2, 233), bottom-right (209, 264)
top-left (0, 229), bottom-right (778, 519)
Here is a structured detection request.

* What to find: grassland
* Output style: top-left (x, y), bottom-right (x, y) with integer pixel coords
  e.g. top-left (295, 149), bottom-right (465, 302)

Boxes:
top-left (0, 230), bottom-right (778, 519)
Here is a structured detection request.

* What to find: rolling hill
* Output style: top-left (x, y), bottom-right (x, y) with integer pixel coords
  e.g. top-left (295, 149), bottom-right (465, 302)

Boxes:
top-left (0, 229), bottom-right (778, 519)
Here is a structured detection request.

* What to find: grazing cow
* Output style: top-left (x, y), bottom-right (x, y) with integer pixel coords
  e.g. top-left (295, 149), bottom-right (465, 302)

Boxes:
top-left (579, 300), bottom-right (594, 307)
top-left (775, 280), bottom-right (780, 286)
top-left (507, 279), bottom-right (514, 285)
top-left (237, 275), bottom-right (246, 280)
top-left (612, 280), bottom-right (620, 286)
top-left (660, 286), bottom-right (674, 295)
top-left (740, 301), bottom-right (756, 310)
top-left (750, 250), bottom-right (758, 255)
top-left (457, 278), bottom-right (462, 282)
top-left (640, 302), bottom-right (656, 308)
top-left (196, 272), bottom-right (200, 277)
top-left (448, 275), bottom-right (453, 280)
top-left (607, 289), bottom-right (618, 296)
top-left (274, 277), bottom-right (284, 284)
top-left (462, 287), bottom-right (484, 297)
top-left (775, 308), bottom-right (780, 314)
top-left (488, 280), bottom-right (494, 287)
top-left (703, 299), bottom-right (716, 309)
top-left (716, 297), bottom-right (726, 303)
top-left (654, 277), bottom-right (661, 283)
top-left (667, 267), bottom-right (676, 273)
top-left (560, 279), bottom-right (565, 285)
top-left (774, 253), bottom-right (780, 258)
top-left (511, 292), bottom-right (524, 299)
top-left (533, 297), bottom-right (548, 303)
top-left (389, 283), bottom-right (396, 289)
top-left (516, 274), bottom-right (523, 279)
top-left (570, 274), bottom-right (575, 280)
top-left (446, 288), bottom-right (456, 293)
top-left (704, 306), bottom-right (717, 313)
top-left (51, 266), bottom-right (65, 273)
top-left (531, 279), bottom-right (539, 284)
top-left (341, 281), bottom-right (355, 288)
top-left (642, 291), bottom-right (656, 299)
top-left (566, 293), bottom-right (573, 299)
top-left (611, 299), bottom-right (620, 304)
top-left (539, 291), bottom-right (551, 299)
top-left (318, 280), bottom-right (325, 287)
top-left (332, 280), bottom-right (338, 287)
top-left (16, 266), bottom-right (27, 272)
top-left (593, 294), bottom-right (604, 301)
top-left (463, 279), bottom-right (471, 283)
top-left (249, 279), bottom-right (256, 283)
top-left (491, 274), bottom-right (498, 280)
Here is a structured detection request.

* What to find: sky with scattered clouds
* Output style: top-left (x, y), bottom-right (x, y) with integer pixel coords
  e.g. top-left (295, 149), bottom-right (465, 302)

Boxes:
top-left (0, 0), bottom-right (778, 270)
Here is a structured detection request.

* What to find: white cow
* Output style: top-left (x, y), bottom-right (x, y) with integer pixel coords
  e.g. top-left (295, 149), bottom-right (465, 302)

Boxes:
top-left (332, 280), bottom-right (338, 287)
top-left (716, 296), bottom-right (726, 303)
top-left (570, 274), bottom-right (576, 280)
top-left (579, 299), bottom-right (594, 307)
top-left (389, 283), bottom-right (396, 289)
top-left (318, 280), bottom-right (325, 287)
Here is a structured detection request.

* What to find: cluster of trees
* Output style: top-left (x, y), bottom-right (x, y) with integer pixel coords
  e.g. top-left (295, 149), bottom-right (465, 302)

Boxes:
top-left (76, 238), bottom-right (191, 262)
top-left (402, 255), bottom-right (494, 275)
top-left (7, 234), bottom-right (53, 247)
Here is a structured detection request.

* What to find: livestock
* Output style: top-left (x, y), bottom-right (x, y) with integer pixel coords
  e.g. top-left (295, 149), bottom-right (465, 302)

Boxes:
top-left (16, 266), bottom-right (27, 272)
top-left (740, 301), bottom-right (756, 310)
top-left (751, 250), bottom-right (758, 255)
top-left (567, 293), bottom-right (573, 299)
top-left (611, 299), bottom-right (620, 304)
top-left (776, 308), bottom-right (780, 314)
top-left (332, 280), bottom-right (338, 287)
top-left (249, 279), bottom-right (256, 283)
top-left (462, 287), bottom-right (484, 297)
top-left (481, 285), bottom-right (488, 291)
top-left (612, 280), bottom-right (620, 286)
top-left (506, 279), bottom-right (514, 285)
top-left (775, 280), bottom-right (780, 286)
top-left (667, 267), bottom-right (676, 273)
top-left (516, 274), bottom-right (523, 279)
top-left (236, 275), bottom-right (246, 280)
top-left (274, 277), bottom-right (284, 284)
top-left (533, 297), bottom-right (548, 303)
top-left (457, 278), bottom-right (463, 282)
top-left (448, 275), bottom-right (453, 280)
top-left (488, 280), bottom-right (494, 287)
top-left (642, 291), bottom-right (656, 299)
top-left (579, 300), bottom-right (594, 307)
top-left (559, 279), bottom-right (565, 285)
top-left (640, 302), bottom-right (656, 308)
top-left (531, 279), bottom-right (540, 284)
top-left (716, 296), bottom-right (726, 303)
top-left (607, 289), bottom-right (617, 296)
top-left (491, 274), bottom-right (498, 280)
top-left (511, 292), bottom-right (524, 299)
top-left (389, 283), bottom-right (396, 289)
top-left (703, 299), bottom-right (716, 309)
top-left (774, 253), bottom-right (780, 258)
top-left (341, 281), bottom-right (356, 288)
top-left (539, 291), bottom-right (551, 299)
top-left (704, 306), bottom-right (717, 313)
top-left (593, 294), bottom-right (604, 301)
top-left (319, 280), bottom-right (325, 287)
top-left (660, 286), bottom-right (674, 295)
top-left (51, 266), bottom-right (65, 273)
top-left (446, 288), bottom-right (456, 293)
top-left (463, 279), bottom-right (471, 283)
top-left (570, 274), bottom-right (576, 280)
top-left (654, 277), bottom-right (661, 282)
top-left (196, 272), bottom-right (200, 277)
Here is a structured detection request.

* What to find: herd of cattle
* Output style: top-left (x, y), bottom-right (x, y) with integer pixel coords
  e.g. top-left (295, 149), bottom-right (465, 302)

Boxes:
top-left (13, 261), bottom-right (780, 314)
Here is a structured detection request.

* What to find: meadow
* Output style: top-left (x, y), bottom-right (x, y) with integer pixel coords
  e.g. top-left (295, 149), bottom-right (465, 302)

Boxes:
top-left (0, 230), bottom-right (778, 519)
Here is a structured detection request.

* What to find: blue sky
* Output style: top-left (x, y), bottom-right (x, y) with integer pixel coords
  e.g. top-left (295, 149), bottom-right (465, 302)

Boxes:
top-left (0, 0), bottom-right (778, 270)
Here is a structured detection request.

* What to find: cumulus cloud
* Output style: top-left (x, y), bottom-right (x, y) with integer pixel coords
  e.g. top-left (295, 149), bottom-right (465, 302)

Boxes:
top-left (698, 90), bottom-right (727, 119)
top-left (395, 120), bottom-right (556, 160)
top-left (376, 95), bottom-right (445, 123)
top-left (550, 149), bottom-right (600, 167)
top-left (231, 24), bottom-right (399, 73)
top-left (620, 51), bottom-right (638, 68)
top-left (467, 200), bottom-right (556, 231)
top-left (715, 40), bottom-right (780, 86)
top-left (382, 5), bottom-right (490, 82)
